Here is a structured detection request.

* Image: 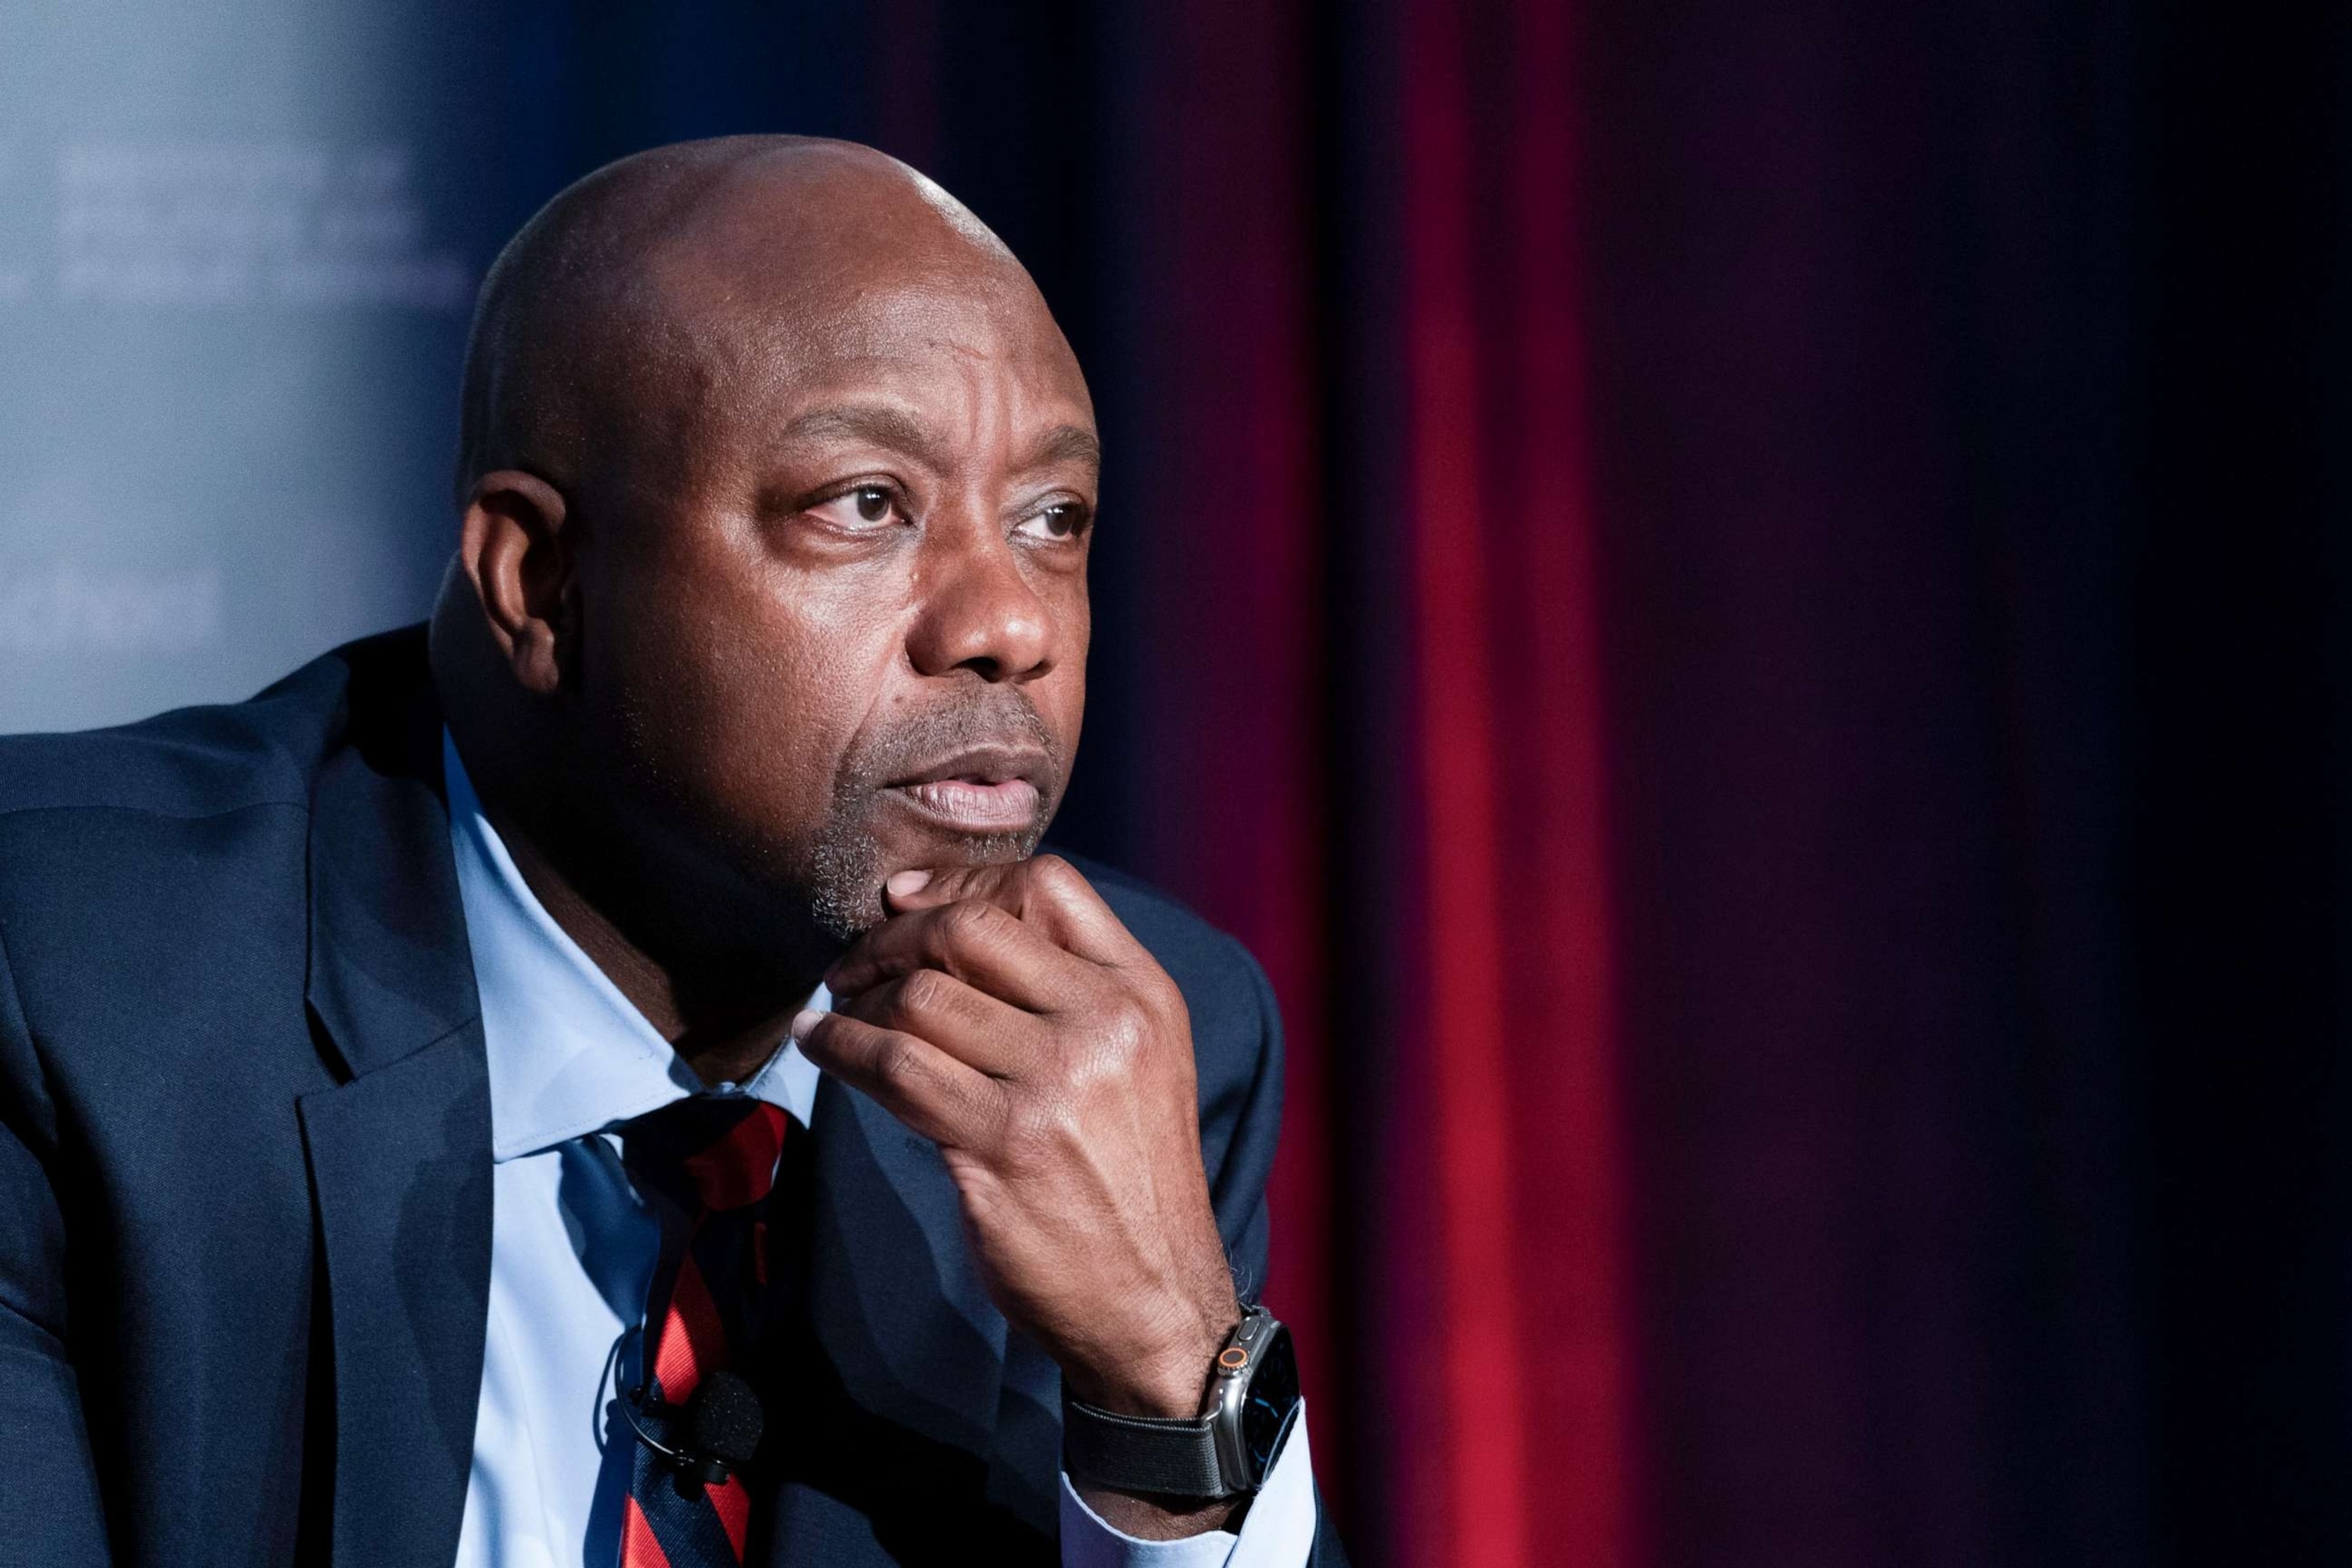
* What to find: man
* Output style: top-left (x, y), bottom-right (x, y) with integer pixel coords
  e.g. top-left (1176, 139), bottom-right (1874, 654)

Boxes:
top-left (0, 138), bottom-right (1339, 1566)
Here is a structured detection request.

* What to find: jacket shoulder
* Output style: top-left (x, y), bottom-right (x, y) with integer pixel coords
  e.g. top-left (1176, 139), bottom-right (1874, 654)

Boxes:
top-left (0, 626), bottom-right (426, 823)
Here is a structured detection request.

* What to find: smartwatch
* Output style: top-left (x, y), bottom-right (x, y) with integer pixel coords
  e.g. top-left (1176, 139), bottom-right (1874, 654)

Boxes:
top-left (1061, 1306), bottom-right (1302, 1499)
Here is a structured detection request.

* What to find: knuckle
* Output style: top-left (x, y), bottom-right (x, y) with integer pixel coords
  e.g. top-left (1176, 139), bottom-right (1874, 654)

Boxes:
top-left (1054, 1007), bottom-right (1147, 1096)
top-left (935, 898), bottom-right (996, 950)
top-left (1060, 1048), bottom-right (1121, 1100)
top-left (1027, 854), bottom-right (1082, 898)
top-left (872, 1034), bottom-right (923, 1093)
top-left (1099, 995), bottom-right (1150, 1057)
top-left (1149, 978), bottom-right (1190, 1034)
top-left (898, 966), bottom-right (952, 1018)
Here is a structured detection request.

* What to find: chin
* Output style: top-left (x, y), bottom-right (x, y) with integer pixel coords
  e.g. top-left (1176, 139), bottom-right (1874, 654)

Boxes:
top-left (802, 819), bottom-right (1047, 943)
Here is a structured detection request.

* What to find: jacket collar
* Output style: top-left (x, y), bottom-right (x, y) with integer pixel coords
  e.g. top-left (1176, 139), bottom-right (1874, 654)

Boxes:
top-left (302, 629), bottom-right (479, 1079)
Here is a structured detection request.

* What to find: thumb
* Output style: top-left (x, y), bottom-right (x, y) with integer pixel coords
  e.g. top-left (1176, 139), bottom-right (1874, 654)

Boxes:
top-left (882, 861), bottom-right (1024, 916)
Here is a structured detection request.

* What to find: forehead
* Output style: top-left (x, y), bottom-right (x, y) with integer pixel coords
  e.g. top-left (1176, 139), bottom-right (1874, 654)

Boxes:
top-left (633, 196), bottom-right (1094, 452)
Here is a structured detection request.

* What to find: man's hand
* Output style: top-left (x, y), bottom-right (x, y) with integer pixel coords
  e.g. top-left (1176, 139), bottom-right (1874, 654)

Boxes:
top-left (796, 854), bottom-right (1244, 1531)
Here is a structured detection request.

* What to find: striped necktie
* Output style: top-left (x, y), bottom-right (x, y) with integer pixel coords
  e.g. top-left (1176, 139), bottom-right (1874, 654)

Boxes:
top-left (619, 1095), bottom-right (793, 1568)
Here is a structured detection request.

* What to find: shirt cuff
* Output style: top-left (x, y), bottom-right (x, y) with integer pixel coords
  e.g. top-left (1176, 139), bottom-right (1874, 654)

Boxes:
top-left (1057, 1400), bottom-right (1318, 1568)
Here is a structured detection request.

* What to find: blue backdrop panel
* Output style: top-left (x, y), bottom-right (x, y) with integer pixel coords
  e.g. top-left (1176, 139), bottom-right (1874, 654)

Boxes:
top-left (0, 2), bottom-right (524, 730)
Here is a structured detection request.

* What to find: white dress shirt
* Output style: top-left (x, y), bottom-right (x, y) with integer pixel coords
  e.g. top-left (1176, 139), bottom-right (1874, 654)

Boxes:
top-left (443, 734), bottom-right (1316, 1566)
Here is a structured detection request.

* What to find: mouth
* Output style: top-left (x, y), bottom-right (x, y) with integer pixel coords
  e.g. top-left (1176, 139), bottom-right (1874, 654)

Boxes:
top-left (879, 745), bottom-right (1050, 835)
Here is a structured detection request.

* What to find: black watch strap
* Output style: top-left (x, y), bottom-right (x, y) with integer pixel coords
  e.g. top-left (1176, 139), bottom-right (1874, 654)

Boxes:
top-left (1061, 1400), bottom-right (1229, 1498)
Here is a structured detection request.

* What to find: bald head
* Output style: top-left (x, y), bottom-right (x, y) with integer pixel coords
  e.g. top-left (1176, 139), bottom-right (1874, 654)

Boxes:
top-left (454, 136), bottom-right (1045, 508)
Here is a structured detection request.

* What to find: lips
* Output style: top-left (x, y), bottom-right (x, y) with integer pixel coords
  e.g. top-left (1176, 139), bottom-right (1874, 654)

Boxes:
top-left (880, 745), bottom-right (1050, 834)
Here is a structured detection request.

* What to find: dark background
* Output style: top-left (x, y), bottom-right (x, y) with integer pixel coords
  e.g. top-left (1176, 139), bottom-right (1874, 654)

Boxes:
top-left (6, 1), bottom-right (2349, 1563)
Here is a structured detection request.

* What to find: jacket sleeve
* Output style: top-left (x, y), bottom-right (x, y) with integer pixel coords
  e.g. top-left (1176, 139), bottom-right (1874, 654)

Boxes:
top-left (0, 924), bottom-right (113, 1566)
top-left (1204, 934), bottom-right (1284, 1303)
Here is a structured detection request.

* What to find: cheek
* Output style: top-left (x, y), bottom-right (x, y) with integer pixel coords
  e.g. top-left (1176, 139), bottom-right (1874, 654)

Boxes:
top-left (593, 536), bottom-right (910, 848)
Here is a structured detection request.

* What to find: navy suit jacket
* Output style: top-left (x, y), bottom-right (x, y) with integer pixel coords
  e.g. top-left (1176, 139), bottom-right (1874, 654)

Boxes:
top-left (0, 628), bottom-right (1342, 1567)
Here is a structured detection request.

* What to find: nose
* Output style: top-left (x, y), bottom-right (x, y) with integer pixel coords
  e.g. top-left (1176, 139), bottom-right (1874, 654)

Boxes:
top-left (903, 519), bottom-right (1057, 683)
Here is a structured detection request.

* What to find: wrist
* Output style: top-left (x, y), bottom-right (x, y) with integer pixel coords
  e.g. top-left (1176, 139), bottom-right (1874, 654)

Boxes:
top-left (1060, 1292), bottom-right (1242, 1417)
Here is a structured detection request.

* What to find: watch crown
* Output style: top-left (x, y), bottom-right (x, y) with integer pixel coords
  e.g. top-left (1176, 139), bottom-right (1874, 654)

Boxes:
top-left (1217, 1346), bottom-right (1250, 1372)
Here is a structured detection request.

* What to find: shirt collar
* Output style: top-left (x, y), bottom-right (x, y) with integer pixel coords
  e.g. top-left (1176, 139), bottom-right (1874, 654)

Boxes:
top-left (443, 730), bottom-right (825, 1163)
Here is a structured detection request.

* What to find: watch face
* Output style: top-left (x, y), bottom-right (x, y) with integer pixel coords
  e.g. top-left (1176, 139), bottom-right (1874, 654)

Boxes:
top-left (1240, 1322), bottom-right (1301, 1477)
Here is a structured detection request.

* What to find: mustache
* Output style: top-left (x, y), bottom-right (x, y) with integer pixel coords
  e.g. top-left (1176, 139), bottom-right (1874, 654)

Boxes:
top-left (835, 688), bottom-right (1064, 801)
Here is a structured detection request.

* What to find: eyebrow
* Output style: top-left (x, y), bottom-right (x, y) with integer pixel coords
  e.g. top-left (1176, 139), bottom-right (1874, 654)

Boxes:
top-left (779, 405), bottom-right (949, 469)
top-left (779, 404), bottom-right (1100, 479)
top-left (1021, 423), bottom-right (1102, 478)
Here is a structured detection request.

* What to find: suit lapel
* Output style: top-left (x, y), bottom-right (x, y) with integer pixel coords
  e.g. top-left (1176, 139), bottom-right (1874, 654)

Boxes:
top-left (294, 642), bottom-right (492, 1568)
top-left (299, 1027), bottom-right (492, 1567)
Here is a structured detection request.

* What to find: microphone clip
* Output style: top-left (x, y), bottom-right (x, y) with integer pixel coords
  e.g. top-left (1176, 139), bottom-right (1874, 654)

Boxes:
top-left (614, 1327), bottom-right (766, 1496)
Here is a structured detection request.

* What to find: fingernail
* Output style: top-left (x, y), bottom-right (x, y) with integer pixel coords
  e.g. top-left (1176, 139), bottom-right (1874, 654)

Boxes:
top-left (789, 1008), bottom-right (823, 1043)
top-left (885, 869), bottom-right (933, 897)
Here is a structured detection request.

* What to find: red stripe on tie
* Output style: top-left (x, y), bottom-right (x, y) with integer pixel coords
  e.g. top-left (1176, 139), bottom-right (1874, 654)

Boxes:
top-left (683, 1103), bottom-right (787, 1210)
top-left (621, 1495), bottom-right (672, 1568)
top-left (652, 1252), bottom-right (727, 1403)
top-left (711, 1474), bottom-right (750, 1558)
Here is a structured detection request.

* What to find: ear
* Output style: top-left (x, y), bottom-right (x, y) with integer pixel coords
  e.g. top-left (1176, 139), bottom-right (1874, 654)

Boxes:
top-left (456, 470), bottom-right (574, 696)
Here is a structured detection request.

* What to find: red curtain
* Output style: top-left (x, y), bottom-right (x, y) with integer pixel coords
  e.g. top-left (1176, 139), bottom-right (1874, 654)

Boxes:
top-left (1112, 2), bottom-right (1637, 1560)
top-left (1393, 2), bottom-right (1632, 1563)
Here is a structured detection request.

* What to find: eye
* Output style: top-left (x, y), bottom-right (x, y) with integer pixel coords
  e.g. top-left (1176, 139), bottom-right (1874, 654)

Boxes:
top-left (1015, 501), bottom-right (1089, 541)
top-left (808, 483), bottom-right (904, 531)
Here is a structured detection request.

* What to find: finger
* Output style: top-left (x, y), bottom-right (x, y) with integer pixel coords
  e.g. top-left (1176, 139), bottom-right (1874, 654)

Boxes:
top-left (831, 969), bottom-right (1039, 1078)
top-left (790, 1008), bottom-right (1004, 1151)
top-left (884, 854), bottom-right (1139, 969)
top-left (826, 897), bottom-right (1093, 1012)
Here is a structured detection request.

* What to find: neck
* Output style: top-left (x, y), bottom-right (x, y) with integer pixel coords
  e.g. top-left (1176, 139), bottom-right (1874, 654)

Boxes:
top-left (486, 799), bottom-right (828, 1089)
